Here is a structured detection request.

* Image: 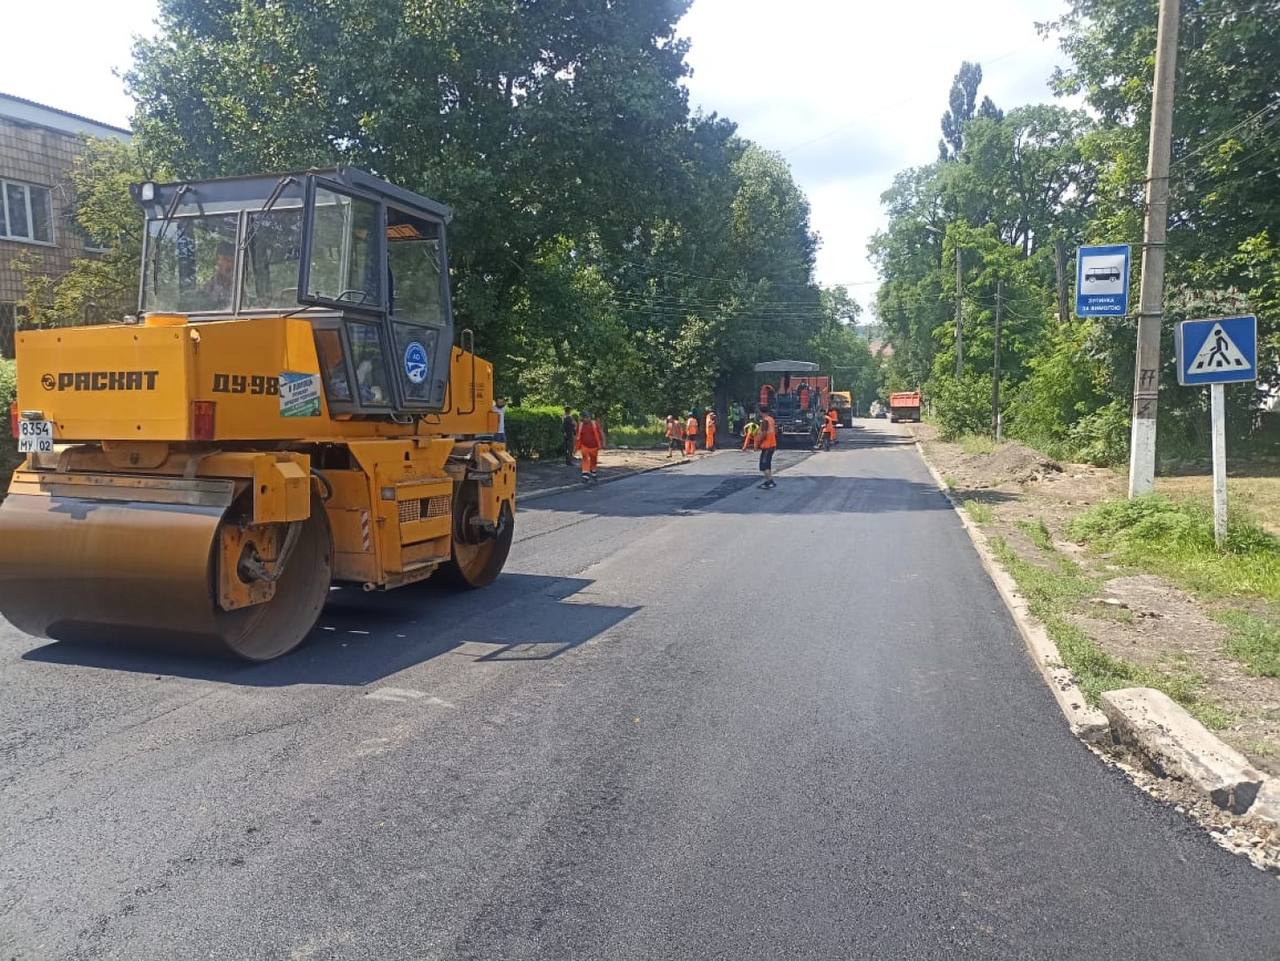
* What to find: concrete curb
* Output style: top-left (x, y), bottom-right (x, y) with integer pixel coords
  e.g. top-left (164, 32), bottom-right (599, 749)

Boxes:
top-left (913, 439), bottom-right (1110, 741)
top-left (1100, 687), bottom-right (1264, 814)
top-left (516, 457), bottom-right (693, 504)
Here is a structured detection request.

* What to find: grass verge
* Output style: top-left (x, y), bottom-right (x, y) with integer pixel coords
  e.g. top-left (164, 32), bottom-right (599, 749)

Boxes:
top-left (990, 535), bottom-right (1232, 730)
top-left (1066, 494), bottom-right (1280, 601)
top-left (963, 499), bottom-right (993, 524)
top-left (958, 433), bottom-right (997, 455)
top-left (609, 419), bottom-right (666, 448)
top-left (1016, 517), bottom-right (1054, 552)
top-left (1215, 610), bottom-right (1280, 678)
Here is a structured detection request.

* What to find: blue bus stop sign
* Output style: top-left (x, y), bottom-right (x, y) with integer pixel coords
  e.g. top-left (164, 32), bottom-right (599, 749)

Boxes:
top-left (1176, 315), bottom-right (1257, 386)
top-left (1075, 244), bottom-right (1131, 317)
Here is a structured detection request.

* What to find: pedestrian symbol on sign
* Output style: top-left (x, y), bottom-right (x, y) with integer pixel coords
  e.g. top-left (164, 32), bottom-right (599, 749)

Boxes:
top-left (1188, 323), bottom-right (1250, 373)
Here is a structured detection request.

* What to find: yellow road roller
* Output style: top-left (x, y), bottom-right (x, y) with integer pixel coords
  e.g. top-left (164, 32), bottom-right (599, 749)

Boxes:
top-left (0, 168), bottom-right (515, 660)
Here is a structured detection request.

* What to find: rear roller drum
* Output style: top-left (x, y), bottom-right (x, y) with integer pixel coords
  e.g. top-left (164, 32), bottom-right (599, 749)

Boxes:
top-left (0, 492), bottom-right (332, 662)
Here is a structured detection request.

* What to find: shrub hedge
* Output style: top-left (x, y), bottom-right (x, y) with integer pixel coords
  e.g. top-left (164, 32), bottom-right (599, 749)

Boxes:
top-left (504, 405), bottom-right (567, 460)
top-left (0, 358), bottom-right (18, 491)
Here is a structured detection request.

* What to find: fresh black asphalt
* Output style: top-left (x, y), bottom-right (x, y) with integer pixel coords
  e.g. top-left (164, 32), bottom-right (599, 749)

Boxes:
top-left (1, 421), bottom-right (1276, 959)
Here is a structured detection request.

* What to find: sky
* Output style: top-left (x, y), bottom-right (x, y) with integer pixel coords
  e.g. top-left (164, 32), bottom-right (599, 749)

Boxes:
top-left (0, 0), bottom-right (1072, 317)
top-left (677, 0), bottom-right (1074, 315)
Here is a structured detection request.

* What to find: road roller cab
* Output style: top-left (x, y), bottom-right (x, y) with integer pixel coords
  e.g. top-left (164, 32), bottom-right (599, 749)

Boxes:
top-left (1, 169), bottom-right (516, 660)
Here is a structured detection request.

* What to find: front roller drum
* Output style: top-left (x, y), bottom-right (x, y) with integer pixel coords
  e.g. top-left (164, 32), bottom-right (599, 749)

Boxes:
top-left (0, 492), bottom-right (332, 661)
top-left (439, 493), bottom-right (513, 589)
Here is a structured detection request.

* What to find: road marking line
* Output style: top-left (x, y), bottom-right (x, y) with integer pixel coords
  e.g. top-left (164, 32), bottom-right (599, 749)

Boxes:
top-left (364, 687), bottom-right (456, 707)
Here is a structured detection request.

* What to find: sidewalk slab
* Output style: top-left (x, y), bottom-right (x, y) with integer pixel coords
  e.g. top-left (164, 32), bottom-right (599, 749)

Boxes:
top-left (1100, 687), bottom-right (1265, 814)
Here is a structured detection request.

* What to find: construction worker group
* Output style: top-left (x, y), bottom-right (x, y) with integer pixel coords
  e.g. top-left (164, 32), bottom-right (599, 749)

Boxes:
top-left (579, 402), bottom-right (842, 491)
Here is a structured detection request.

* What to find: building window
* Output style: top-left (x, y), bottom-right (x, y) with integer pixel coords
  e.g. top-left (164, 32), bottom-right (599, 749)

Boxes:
top-left (1, 179), bottom-right (55, 244)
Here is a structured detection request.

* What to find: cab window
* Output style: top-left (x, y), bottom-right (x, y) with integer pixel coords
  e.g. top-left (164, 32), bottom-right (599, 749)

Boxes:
top-left (386, 211), bottom-right (444, 324)
top-left (242, 206), bottom-right (305, 310)
top-left (145, 213), bottom-right (239, 313)
top-left (347, 322), bottom-right (392, 406)
top-left (306, 188), bottom-right (381, 308)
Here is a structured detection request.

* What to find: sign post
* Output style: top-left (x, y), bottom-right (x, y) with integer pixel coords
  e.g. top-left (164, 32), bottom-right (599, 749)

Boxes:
top-left (1210, 384), bottom-right (1227, 546)
top-left (1175, 314), bottom-right (1258, 547)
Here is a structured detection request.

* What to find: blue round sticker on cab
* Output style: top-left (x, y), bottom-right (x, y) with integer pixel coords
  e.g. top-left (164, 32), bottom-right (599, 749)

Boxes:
top-left (404, 341), bottom-right (428, 384)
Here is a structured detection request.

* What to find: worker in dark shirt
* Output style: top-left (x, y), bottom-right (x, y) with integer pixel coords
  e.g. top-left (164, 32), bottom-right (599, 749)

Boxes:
top-left (562, 407), bottom-right (577, 466)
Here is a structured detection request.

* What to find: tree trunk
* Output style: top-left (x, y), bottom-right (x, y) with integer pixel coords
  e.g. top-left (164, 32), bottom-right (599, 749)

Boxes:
top-left (1054, 236), bottom-right (1070, 325)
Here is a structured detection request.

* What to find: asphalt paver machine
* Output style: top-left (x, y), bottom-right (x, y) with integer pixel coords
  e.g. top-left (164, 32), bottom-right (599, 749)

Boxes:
top-left (753, 359), bottom-right (828, 447)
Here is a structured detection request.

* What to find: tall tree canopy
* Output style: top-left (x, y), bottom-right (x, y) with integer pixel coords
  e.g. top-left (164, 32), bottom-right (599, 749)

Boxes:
top-left (875, 19), bottom-right (1280, 460)
top-left (106, 0), bottom-right (858, 420)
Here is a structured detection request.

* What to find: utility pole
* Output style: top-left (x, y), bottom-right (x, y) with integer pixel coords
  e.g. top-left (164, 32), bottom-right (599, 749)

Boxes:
top-left (992, 279), bottom-right (1003, 439)
top-left (1128, 0), bottom-right (1180, 497)
top-left (954, 247), bottom-right (964, 376)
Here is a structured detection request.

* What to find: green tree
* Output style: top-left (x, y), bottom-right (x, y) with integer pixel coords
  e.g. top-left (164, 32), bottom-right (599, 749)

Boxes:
top-left (17, 138), bottom-right (157, 327)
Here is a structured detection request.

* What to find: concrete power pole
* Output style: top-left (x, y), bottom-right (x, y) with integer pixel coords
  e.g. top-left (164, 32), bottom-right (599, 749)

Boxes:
top-left (1128, 0), bottom-right (1180, 497)
top-left (954, 248), bottom-right (964, 376)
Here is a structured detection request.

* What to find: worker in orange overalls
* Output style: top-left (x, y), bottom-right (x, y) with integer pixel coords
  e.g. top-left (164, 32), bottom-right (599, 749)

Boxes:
top-left (576, 410), bottom-right (603, 484)
top-left (757, 407), bottom-right (778, 488)
top-left (684, 411), bottom-right (698, 456)
top-left (705, 410), bottom-right (717, 452)
top-left (741, 416), bottom-right (760, 451)
top-left (818, 407), bottom-right (838, 451)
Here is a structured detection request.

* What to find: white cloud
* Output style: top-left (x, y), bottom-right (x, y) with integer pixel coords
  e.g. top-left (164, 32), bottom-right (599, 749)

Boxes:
top-left (678, 0), bottom-right (1072, 313)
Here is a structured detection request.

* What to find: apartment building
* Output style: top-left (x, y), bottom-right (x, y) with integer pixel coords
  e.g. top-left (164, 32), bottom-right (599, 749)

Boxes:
top-left (0, 93), bottom-right (131, 356)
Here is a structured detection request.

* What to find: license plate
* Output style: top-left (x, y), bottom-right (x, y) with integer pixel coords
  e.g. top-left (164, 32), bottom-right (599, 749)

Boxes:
top-left (16, 420), bottom-right (54, 454)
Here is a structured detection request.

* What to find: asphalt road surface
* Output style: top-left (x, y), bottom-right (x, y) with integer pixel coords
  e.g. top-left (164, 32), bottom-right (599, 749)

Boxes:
top-left (2, 420), bottom-right (1277, 959)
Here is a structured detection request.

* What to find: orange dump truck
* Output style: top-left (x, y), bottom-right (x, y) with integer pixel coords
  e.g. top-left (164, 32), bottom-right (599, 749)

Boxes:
top-left (889, 391), bottom-right (922, 423)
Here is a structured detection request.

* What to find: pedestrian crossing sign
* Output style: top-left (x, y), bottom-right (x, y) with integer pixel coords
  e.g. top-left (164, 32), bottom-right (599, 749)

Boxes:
top-left (1175, 315), bottom-right (1257, 386)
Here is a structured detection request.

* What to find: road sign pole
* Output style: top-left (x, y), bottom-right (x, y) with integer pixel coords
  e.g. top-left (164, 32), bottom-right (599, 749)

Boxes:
top-left (1127, 0), bottom-right (1180, 498)
top-left (1211, 383), bottom-right (1227, 547)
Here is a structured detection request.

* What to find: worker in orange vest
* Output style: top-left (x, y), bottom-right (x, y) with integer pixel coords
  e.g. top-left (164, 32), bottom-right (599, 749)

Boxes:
top-left (684, 411), bottom-right (698, 457)
top-left (757, 406), bottom-right (778, 489)
top-left (576, 410), bottom-right (604, 484)
top-left (818, 407), bottom-right (838, 451)
top-left (705, 410), bottom-right (717, 452)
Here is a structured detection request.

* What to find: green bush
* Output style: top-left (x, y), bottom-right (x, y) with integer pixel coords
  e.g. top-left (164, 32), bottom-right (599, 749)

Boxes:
top-left (0, 358), bottom-right (14, 409)
top-left (1063, 399), bottom-right (1130, 466)
top-left (930, 372), bottom-right (992, 441)
top-left (610, 416), bottom-right (666, 448)
top-left (504, 405), bottom-right (566, 460)
top-left (0, 358), bottom-right (18, 489)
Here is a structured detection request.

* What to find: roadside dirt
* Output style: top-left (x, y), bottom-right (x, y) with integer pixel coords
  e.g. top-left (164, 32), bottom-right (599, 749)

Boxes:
top-left (516, 447), bottom-right (686, 497)
top-left (912, 423), bottom-right (1280, 779)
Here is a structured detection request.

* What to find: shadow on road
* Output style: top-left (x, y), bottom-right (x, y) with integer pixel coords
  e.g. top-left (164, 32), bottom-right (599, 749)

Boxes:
top-left (21, 572), bottom-right (638, 687)
top-left (530, 472), bottom-right (959, 519)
